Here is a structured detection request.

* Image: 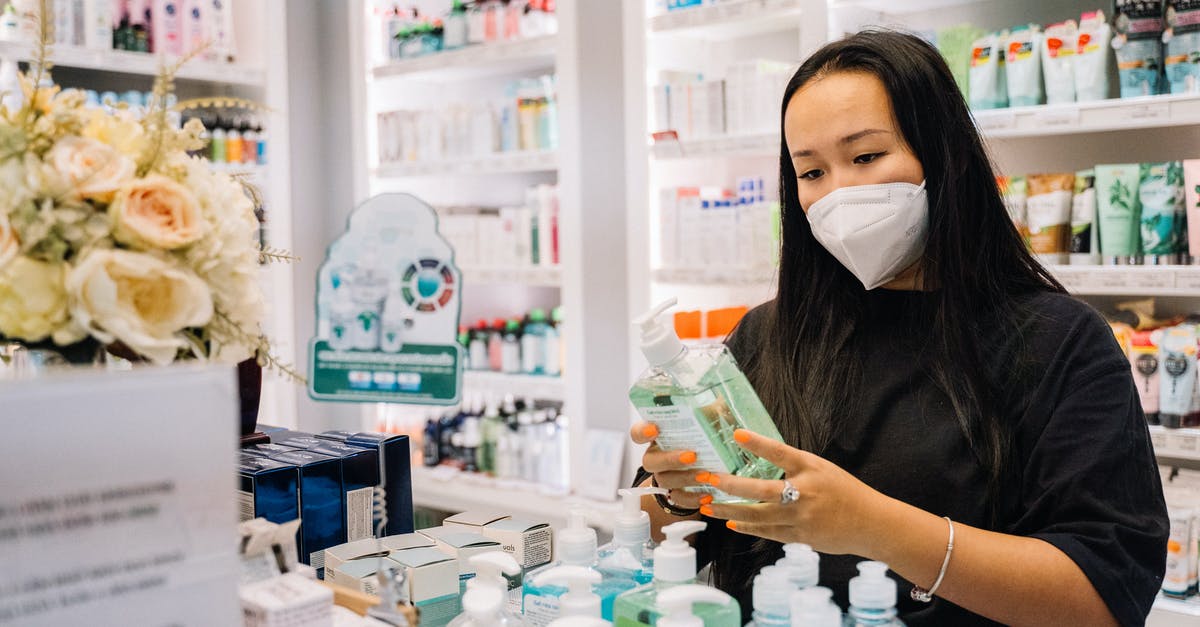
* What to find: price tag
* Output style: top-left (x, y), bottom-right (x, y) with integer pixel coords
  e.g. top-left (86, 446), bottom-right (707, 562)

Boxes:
top-left (975, 111), bottom-right (1017, 132)
top-left (1175, 268), bottom-right (1200, 292)
top-left (1034, 107), bottom-right (1081, 129)
top-left (652, 130), bottom-right (685, 159)
top-left (1095, 269), bottom-right (1133, 291)
top-left (1056, 270), bottom-right (1086, 291)
top-left (1137, 268), bottom-right (1176, 290)
top-left (1126, 102), bottom-right (1170, 123)
top-left (1171, 432), bottom-right (1200, 454)
top-left (1151, 429), bottom-right (1168, 450)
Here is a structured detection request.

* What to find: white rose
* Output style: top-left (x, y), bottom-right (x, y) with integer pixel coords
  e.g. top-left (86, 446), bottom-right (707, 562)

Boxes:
top-left (0, 256), bottom-right (70, 342)
top-left (110, 174), bottom-right (205, 250)
top-left (47, 136), bottom-right (136, 204)
top-left (66, 249), bottom-right (214, 365)
top-left (0, 211), bottom-right (18, 270)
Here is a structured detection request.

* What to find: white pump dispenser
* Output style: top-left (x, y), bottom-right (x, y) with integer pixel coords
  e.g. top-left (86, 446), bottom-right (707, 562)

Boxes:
top-left (654, 520), bottom-right (706, 583)
top-left (532, 566), bottom-right (603, 617)
top-left (449, 552), bottom-right (524, 627)
top-left (559, 509), bottom-right (599, 566)
top-left (656, 584), bottom-right (737, 627)
top-left (789, 587), bottom-right (842, 627)
top-left (634, 298), bottom-right (686, 368)
top-left (749, 567), bottom-right (793, 626)
top-left (776, 543), bottom-right (820, 590)
top-left (598, 487), bottom-right (667, 576)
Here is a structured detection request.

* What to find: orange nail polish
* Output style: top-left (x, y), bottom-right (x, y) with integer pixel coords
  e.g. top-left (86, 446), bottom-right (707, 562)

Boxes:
top-left (699, 495), bottom-right (714, 505)
top-left (643, 424), bottom-right (659, 439)
top-left (733, 429), bottom-right (751, 444)
top-left (679, 451), bottom-right (697, 465)
top-left (700, 505), bottom-right (714, 517)
top-left (726, 521), bottom-right (738, 531)
top-left (707, 474), bottom-right (721, 486)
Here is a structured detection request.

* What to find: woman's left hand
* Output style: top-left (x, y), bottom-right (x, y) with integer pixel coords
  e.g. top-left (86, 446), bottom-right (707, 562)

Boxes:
top-left (700, 429), bottom-right (892, 557)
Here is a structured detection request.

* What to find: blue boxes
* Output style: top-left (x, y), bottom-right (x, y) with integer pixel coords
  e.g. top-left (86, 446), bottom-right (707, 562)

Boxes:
top-left (237, 453), bottom-right (299, 526)
top-left (272, 431), bottom-right (382, 543)
top-left (268, 449), bottom-right (345, 572)
top-left (317, 431), bottom-right (414, 536)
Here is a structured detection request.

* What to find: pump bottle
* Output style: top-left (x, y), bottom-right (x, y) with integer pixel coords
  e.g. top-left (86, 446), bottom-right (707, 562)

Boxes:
top-left (746, 567), bottom-right (793, 626)
top-left (656, 584), bottom-right (740, 627)
top-left (775, 543), bottom-right (820, 591)
top-left (597, 487), bottom-right (668, 587)
top-left (524, 510), bottom-right (637, 626)
top-left (628, 299), bottom-right (785, 503)
top-left (448, 552), bottom-right (525, 627)
top-left (844, 562), bottom-right (905, 627)
top-left (790, 587), bottom-right (842, 627)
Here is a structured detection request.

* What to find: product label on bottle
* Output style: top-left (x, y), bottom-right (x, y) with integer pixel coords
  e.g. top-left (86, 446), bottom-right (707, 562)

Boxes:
top-left (523, 593), bottom-right (561, 627)
top-left (1165, 510), bottom-right (1193, 596)
top-left (633, 404), bottom-right (729, 473)
top-left (237, 489), bottom-right (255, 522)
top-left (346, 486), bottom-right (374, 542)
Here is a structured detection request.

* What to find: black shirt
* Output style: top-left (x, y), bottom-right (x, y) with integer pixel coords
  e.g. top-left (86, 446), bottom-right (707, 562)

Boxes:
top-left (696, 289), bottom-right (1168, 626)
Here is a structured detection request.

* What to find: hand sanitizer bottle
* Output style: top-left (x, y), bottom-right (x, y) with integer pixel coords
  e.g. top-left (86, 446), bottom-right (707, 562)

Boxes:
top-left (775, 543), bottom-right (820, 591)
top-left (628, 298), bottom-right (785, 504)
top-left (448, 552), bottom-right (525, 627)
top-left (524, 510), bottom-right (608, 626)
top-left (613, 520), bottom-right (742, 626)
top-left (656, 584), bottom-right (740, 627)
top-left (746, 567), bottom-right (793, 626)
top-left (522, 308), bottom-right (550, 375)
top-left (531, 566), bottom-right (603, 618)
top-left (845, 562), bottom-right (905, 627)
top-left (791, 587), bottom-right (842, 627)
top-left (597, 487), bottom-right (667, 588)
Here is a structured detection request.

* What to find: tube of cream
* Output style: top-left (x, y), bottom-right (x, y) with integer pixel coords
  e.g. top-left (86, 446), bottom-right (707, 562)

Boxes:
top-left (1027, 173), bottom-right (1075, 265)
top-left (1184, 159), bottom-right (1200, 263)
top-left (999, 175), bottom-right (1030, 247)
top-left (1139, 161), bottom-right (1185, 265)
top-left (1113, 0), bottom-right (1166, 97)
top-left (1005, 25), bottom-right (1045, 106)
top-left (1131, 330), bottom-right (1162, 425)
top-left (1159, 325), bottom-right (1198, 429)
top-left (1164, 0), bottom-right (1200, 94)
top-left (970, 31), bottom-right (1009, 109)
top-left (1076, 10), bottom-right (1114, 101)
top-left (1043, 20), bottom-right (1079, 104)
top-left (1071, 169), bottom-right (1100, 265)
top-left (1096, 163), bottom-right (1144, 263)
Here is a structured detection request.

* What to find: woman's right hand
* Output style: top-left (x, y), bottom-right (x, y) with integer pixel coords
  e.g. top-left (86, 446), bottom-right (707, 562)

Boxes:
top-left (630, 421), bottom-right (704, 510)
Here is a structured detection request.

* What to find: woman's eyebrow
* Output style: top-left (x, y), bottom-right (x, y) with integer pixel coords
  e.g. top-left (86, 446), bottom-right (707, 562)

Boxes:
top-left (790, 128), bottom-right (890, 158)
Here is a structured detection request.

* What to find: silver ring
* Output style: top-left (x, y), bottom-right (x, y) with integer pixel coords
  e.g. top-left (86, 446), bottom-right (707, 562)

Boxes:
top-left (780, 479), bottom-right (800, 505)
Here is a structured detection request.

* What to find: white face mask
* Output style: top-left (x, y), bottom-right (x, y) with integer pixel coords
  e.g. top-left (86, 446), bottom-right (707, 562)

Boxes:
top-left (805, 180), bottom-right (930, 290)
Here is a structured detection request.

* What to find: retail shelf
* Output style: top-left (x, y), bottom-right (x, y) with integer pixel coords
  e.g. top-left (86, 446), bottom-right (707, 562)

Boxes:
top-left (1153, 594), bottom-right (1200, 619)
top-left (650, 132), bottom-right (778, 160)
top-left (374, 150), bottom-right (558, 178)
top-left (460, 265), bottom-right (562, 287)
top-left (829, 0), bottom-right (987, 14)
top-left (974, 94), bottom-right (1200, 139)
top-left (410, 465), bottom-right (621, 531)
top-left (1048, 265), bottom-right (1200, 297)
top-left (370, 36), bottom-right (556, 82)
top-left (648, 0), bottom-right (803, 39)
top-left (463, 370), bottom-right (565, 402)
top-left (652, 268), bottom-right (776, 286)
top-left (1150, 426), bottom-right (1200, 462)
top-left (0, 41), bottom-right (265, 87)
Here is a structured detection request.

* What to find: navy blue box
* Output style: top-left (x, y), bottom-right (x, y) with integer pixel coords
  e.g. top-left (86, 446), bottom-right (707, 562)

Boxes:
top-left (237, 453), bottom-right (299, 526)
top-left (318, 431), bottom-right (413, 536)
top-left (273, 432), bottom-right (382, 542)
top-left (242, 442), bottom-right (300, 458)
top-left (269, 449), bottom-right (346, 572)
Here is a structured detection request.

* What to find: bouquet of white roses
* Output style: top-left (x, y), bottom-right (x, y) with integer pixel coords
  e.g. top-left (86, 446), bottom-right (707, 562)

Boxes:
top-left (0, 9), bottom-right (290, 372)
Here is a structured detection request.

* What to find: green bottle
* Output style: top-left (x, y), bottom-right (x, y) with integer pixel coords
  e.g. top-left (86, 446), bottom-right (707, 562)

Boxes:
top-left (628, 299), bottom-right (784, 504)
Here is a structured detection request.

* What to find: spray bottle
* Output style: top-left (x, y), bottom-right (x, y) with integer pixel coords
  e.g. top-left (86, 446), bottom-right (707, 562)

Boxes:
top-left (448, 552), bottom-right (525, 627)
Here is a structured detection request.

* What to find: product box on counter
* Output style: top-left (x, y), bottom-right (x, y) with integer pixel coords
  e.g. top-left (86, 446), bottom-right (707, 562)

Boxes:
top-left (382, 532), bottom-right (437, 553)
top-left (315, 430), bottom-right (414, 537)
top-left (323, 537), bottom-right (391, 576)
top-left (240, 573), bottom-right (333, 627)
top-left (331, 549), bottom-right (461, 627)
top-left (419, 526), bottom-right (502, 593)
top-left (443, 511), bottom-right (553, 569)
top-left (237, 453), bottom-right (299, 526)
top-left (272, 431), bottom-right (382, 543)
top-left (269, 449), bottom-right (346, 573)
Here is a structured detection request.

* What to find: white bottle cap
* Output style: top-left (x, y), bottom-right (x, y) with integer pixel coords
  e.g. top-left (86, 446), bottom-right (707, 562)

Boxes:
top-left (753, 568), bottom-right (794, 617)
top-left (461, 585), bottom-right (504, 619)
top-left (656, 584), bottom-right (734, 627)
top-left (653, 520), bottom-right (706, 583)
top-left (633, 298), bottom-right (686, 367)
top-left (558, 509), bottom-right (598, 566)
top-left (777, 543), bottom-right (820, 589)
top-left (849, 561), bottom-right (896, 610)
top-left (790, 587), bottom-right (841, 627)
top-left (614, 487), bottom-right (668, 547)
top-left (467, 551), bottom-right (521, 592)
top-left (532, 565), bottom-right (602, 617)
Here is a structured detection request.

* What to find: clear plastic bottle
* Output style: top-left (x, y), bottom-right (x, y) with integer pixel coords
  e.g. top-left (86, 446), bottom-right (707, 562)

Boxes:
top-left (656, 584), bottom-right (740, 627)
top-left (479, 399), bottom-right (503, 475)
top-left (448, 552), bottom-right (525, 627)
top-left (502, 319), bottom-right (523, 374)
top-left (791, 587), bottom-right (842, 627)
top-left (776, 543), bottom-right (820, 591)
top-left (488, 317), bottom-right (506, 372)
top-left (844, 562), bottom-right (905, 627)
top-left (745, 568), bottom-right (793, 626)
top-left (522, 309), bottom-right (550, 375)
top-left (628, 298), bottom-right (785, 504)
top-left (523, 511), bottom-right (599, 626)
top-left (469, 319), bottom-right (489, 370)
top-left (597, 487), bottom-right (667, 590)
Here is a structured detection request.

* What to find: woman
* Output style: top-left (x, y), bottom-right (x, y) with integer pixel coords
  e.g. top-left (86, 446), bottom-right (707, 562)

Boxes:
top-left (631, 31), bottom-right (1168, 626)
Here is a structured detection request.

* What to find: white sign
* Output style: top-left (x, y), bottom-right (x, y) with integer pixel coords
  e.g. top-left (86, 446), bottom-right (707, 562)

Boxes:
top-left (0, 366), bottom-right (241, 626)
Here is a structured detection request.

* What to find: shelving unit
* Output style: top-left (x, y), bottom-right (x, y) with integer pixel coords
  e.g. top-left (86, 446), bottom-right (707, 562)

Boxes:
top-left (374, 150), bottom-right (558, 178)
top-left (460, 265), bottom-right (563, 287)
top-left (462, 370), bottom-right (566, 402)
top-left (0, 41), bottom-right (265, 86)
top-left (649, 0), bottom-right (804, 38)
top-left (974, 94), bottom-right (1200, 139)
top-left (370, 35), bottom-right (556, 81)
top-left (650, 132), bottom-right (778, 160)
top-left (1049, 266), bottom-right (1200, 297)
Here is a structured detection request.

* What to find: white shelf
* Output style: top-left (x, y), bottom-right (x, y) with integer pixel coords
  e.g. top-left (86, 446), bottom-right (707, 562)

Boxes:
top-left (649, 0), bottom-right (803, 39)
top-left (830, 0), bottom-right (987, 14)
top-left (373, 150), bottom-right (558, 178)
top-left (460, 265), bottom-right (562, 287)
top-left (410, 466), bottom-right (620, 531)
top-left (1150, 427), bottom-right (1200, 463)
top-left (652, 267), bottom-right (776, 286)
top-left (463, 370), bottom-right (566, 402)
top-left (0, 41), bottom-right (265, 87)
top-left (650, 132), bottom-right (778, 160)
top-left (974, 94), bottom-right (1200, 139)
top-left (1153, 594), bottom-right (1200, 621)
top-left (1048, 265), bottom-right (1200, 297)
top-left (371, 36), bottom-right (556, 81)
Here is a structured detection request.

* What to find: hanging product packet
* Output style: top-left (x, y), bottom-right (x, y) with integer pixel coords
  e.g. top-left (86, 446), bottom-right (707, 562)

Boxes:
top-left (1139, 161), bottom-right (1187, 263)
top-left (1071, 169), bottom-right (1100, 264)
top-left (998, 175), bottom-right (1030, 245)
top-left (1026, 173), bottom-right (1076, 264)
top-left (1077, 10), bottom-right (1114, 101)
top-left (1043, 19), bottom-right (1079, 104)
top-left (1113, 0), bottom-right (1166, 97)
top-left (1006, 25), bottom-right (1046, 106)
top-left (938, 24), bottom-right (987, 100)
top-left (970, 31), bottom-right (1009, 109)
top-left (1165, 0), bottom-right (1200, 93)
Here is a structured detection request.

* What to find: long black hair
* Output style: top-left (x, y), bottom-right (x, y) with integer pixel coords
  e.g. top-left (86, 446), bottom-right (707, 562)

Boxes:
top-left (712, 30), bottom-right (1064, 592)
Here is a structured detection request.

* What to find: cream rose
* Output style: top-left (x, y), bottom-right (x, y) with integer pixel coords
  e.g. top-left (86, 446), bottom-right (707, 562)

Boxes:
top-left (0, 211), bottom-right (18, 270)
top-left (110, 175), bottom-right (205, 250)
top-left (66, 249), bottom-right (214, 365)
top-left (0, 256), bottom-right (70, 342)
top-left (46, 136), bottom-right (135, 203)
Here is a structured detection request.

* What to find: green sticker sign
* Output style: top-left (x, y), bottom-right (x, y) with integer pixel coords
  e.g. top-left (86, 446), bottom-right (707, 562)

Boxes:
top-left (308, 194), bottom-right (463, 405)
